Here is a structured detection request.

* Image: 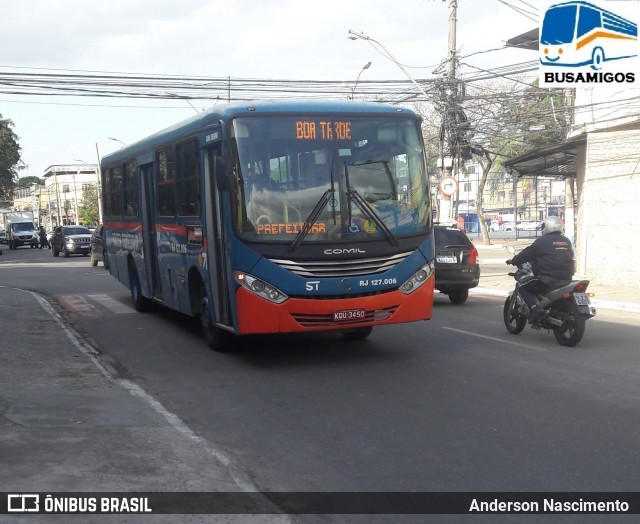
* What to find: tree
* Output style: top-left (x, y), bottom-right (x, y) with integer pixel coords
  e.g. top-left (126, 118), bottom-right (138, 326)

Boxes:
top-left (0, 114), bottom-right (25, 203)
top-left (458, 79), bottom-right (568, 243)
top-left (79, 184), bottom-right (100, 225)
top-left (17, 176), bottom-right (44, 188)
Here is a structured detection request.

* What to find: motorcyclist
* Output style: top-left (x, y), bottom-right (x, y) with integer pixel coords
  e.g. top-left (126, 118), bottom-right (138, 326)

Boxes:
top-left (506, 216), bottom-right (575, 321)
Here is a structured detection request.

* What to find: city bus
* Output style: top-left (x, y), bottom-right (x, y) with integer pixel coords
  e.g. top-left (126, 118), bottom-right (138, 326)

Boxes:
top-left (540, 0), bottom-right (637, 69)
top-left (100, 100), bottom-right (435, 351)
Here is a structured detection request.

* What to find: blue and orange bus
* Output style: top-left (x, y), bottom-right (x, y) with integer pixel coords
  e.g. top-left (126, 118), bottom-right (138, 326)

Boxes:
top-left (101, 100), bottom-right (435, 350)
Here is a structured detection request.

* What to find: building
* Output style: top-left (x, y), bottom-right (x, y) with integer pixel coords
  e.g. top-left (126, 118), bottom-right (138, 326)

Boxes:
top-left (450, 161), bottom-right (567, 233)
top-left (505, 88), bottom-right (640, 288)
top-left (41, 164), bottom-right (100, 230)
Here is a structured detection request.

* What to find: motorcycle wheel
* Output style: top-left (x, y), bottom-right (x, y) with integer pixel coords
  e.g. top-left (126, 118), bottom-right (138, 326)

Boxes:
top-left (552, 302), bottom-right (586, 347)
top-left (503, 294), bottom-right (527, 334)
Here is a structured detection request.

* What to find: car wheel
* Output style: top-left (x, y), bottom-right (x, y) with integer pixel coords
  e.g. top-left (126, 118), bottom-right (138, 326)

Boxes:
top-left (448, 289), bottom-right (469, 304)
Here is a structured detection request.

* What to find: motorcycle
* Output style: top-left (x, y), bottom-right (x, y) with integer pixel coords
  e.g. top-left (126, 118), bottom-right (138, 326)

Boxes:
top-left (503, 246), bottom-right (596, 347)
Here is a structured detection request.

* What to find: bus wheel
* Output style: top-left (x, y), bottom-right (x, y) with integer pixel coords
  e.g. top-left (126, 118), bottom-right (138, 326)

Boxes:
top-left (129, 262), bottom-right (150, 312)
top-left (342, 326), bottom-right (373, 341)
top-left (591, 47), bottom-right (605, 70)
top-left (200, 295), bottom-right (233, 351)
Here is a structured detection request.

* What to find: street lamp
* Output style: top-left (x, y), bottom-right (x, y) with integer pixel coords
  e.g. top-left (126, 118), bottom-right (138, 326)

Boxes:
top-left (347, 30), bottom-right (430, 101)
top-left (107, 137), bottom-right (126, 148)
top-left (349, 61), bottom-right (372, 100)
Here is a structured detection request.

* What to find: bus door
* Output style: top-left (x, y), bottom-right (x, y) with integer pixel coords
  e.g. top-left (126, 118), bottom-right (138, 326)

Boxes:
top-left (204, 144), bottom-right (230, 327)
top-left (140, 163), bottom-right (163, 300)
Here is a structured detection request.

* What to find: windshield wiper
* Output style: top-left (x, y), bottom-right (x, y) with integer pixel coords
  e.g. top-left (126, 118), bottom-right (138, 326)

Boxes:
top-left (289, 158), bottom-right (336, 253)
top-left (289, 188), bottom-right (334, 252)
top-left (344, 162), bottom-right (398, 246)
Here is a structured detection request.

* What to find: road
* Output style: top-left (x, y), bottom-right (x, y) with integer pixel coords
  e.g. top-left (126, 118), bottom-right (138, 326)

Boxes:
top-left (1, 247), bottom-right (639, 521)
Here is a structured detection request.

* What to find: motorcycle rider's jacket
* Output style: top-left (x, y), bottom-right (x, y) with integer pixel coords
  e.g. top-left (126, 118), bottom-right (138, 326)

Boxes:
top-left (511, 231), bottom-right (575, 282)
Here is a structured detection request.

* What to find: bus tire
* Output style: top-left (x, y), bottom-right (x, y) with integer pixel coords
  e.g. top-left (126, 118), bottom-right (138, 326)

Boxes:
top-left (200, 295), bottom-right (233, 351)
top-left (342, 326), bottom-right (373, 341)
top-left (591, 47), bottom-right (605, 70)
top-left (129, 262), bottom-right (150, 312)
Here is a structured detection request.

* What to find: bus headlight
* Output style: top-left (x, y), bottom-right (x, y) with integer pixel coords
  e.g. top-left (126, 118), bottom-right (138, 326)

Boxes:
top-left (400, 262), bottom-right (434, 295)
top-left (234, 271), bottom-right (288, 304)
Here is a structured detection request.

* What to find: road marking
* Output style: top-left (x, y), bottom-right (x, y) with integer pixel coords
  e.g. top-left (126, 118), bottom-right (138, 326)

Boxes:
top-left (56, 294), bottom-right (95, 314)
top-left (86, 293), bottom-right (134, 314)
top-left (442, 326), bottom-right (547, 352)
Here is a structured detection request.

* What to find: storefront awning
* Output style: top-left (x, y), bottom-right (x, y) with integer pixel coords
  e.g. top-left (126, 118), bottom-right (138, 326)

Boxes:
top-left (506, 28), bottom-right (539, 51)
top-left (504, 138), bottom-right (586, 178)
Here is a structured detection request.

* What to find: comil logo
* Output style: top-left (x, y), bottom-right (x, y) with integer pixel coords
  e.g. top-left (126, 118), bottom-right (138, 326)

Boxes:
top-left (539, 1), bottom-right (638, 87)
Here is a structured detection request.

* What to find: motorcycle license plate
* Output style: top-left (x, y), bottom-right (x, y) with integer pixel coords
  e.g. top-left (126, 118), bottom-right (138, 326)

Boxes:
top-left (334, 309), bottom-right (366, 322)
top-left (574, 293), bottom-right (591, 306)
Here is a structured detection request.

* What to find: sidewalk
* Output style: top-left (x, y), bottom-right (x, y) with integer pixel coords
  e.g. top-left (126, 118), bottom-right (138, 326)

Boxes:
top-left (474, 239), bottom-right (640, 314)
top-left (0, 286), bottom-right (290, 522)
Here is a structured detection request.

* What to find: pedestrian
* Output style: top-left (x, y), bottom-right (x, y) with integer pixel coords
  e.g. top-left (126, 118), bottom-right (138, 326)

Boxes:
top-left (38, 226), bottom-right (49, 249)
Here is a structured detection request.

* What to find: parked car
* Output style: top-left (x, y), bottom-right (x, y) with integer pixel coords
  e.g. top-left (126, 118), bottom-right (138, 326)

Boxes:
top-left (516, 220), bottom-right (542, 231)
top-left (89, 224), bottom-right (109, 268)
top-left (434, 224), bottom-right (480, 304)
top-left (50, 225), bottom-right (92, 258)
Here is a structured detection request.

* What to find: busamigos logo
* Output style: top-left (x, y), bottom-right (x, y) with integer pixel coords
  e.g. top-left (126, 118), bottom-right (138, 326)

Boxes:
top-left (539, 0), bottom-right (638, 87)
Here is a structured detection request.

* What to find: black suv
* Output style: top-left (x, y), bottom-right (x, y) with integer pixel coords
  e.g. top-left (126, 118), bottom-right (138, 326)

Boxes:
top-left (50, 225), bottom-right (92, 258)
top-left (434, 224), bottom-right (480, 304)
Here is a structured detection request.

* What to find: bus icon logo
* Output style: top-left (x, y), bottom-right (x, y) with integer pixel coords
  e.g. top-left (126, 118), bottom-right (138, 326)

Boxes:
top-left (7, 494), bottom-right (40, 512)
top-left (539, 1), bottom-right (638, 86)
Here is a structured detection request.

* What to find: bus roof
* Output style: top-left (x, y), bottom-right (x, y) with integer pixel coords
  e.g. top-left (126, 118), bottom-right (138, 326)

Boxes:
top-left (101, 99), bottom-right (418, 166)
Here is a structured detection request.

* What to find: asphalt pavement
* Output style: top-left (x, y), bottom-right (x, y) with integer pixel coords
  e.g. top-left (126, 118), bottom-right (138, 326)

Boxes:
top-left (0, 241), bottom-right (637, 520)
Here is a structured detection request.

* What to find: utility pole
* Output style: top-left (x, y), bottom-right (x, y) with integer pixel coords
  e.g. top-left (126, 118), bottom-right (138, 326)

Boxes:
top-left (438, 0), bottom-right (459, 223)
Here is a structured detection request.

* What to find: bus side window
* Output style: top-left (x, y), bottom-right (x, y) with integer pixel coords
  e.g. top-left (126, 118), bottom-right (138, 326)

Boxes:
top-left (157, 149), bottom-right (176, 216)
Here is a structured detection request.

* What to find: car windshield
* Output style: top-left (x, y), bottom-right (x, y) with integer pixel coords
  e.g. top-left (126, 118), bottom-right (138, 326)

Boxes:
top-left (231, 115), bottom-right (431, 245)
top-left (12, 222), bottom-right (34, 232)
top-left (63, 227), bottom-right (91, 235)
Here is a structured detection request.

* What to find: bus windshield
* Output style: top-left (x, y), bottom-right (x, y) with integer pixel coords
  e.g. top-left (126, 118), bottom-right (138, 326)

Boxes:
top-left (541, 5), bottom-right (578, 45)
top-left (231, 115), bottom-right (431, 244)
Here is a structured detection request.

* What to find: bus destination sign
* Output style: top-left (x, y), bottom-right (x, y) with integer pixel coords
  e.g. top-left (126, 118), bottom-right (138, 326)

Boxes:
top-left (296, 121), bottom-right (351, 140)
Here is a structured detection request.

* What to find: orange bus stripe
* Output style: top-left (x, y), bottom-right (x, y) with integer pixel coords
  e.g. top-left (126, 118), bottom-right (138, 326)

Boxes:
top-left (576, 31), bottom-right (637, 51)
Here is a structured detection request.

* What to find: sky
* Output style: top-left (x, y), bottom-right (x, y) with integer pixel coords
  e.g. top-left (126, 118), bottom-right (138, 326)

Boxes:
top-left (0, 0), bottom-right (540, 179)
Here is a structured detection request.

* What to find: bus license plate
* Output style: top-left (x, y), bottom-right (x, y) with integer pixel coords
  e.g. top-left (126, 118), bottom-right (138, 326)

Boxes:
top-left (334, 309), bottom-right (366, 322)
top-left (574, 293), bottom-right (591, 306)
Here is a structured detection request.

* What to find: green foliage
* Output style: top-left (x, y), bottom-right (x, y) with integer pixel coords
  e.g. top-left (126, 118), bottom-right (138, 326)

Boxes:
top-left (79, 184), bottom-right (100, 225)
top-left (0, 114), bottom-right (25, 201)
top-left (17, 176), bottom-right (44, 188)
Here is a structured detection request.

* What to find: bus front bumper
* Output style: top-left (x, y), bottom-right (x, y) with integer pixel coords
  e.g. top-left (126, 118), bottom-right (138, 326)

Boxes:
top-left (235, 277), bottom-right (434, 335)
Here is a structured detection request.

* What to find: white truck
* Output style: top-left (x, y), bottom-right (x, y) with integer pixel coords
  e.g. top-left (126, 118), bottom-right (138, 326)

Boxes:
top-left (2, 211), bottom-right (39, 249)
